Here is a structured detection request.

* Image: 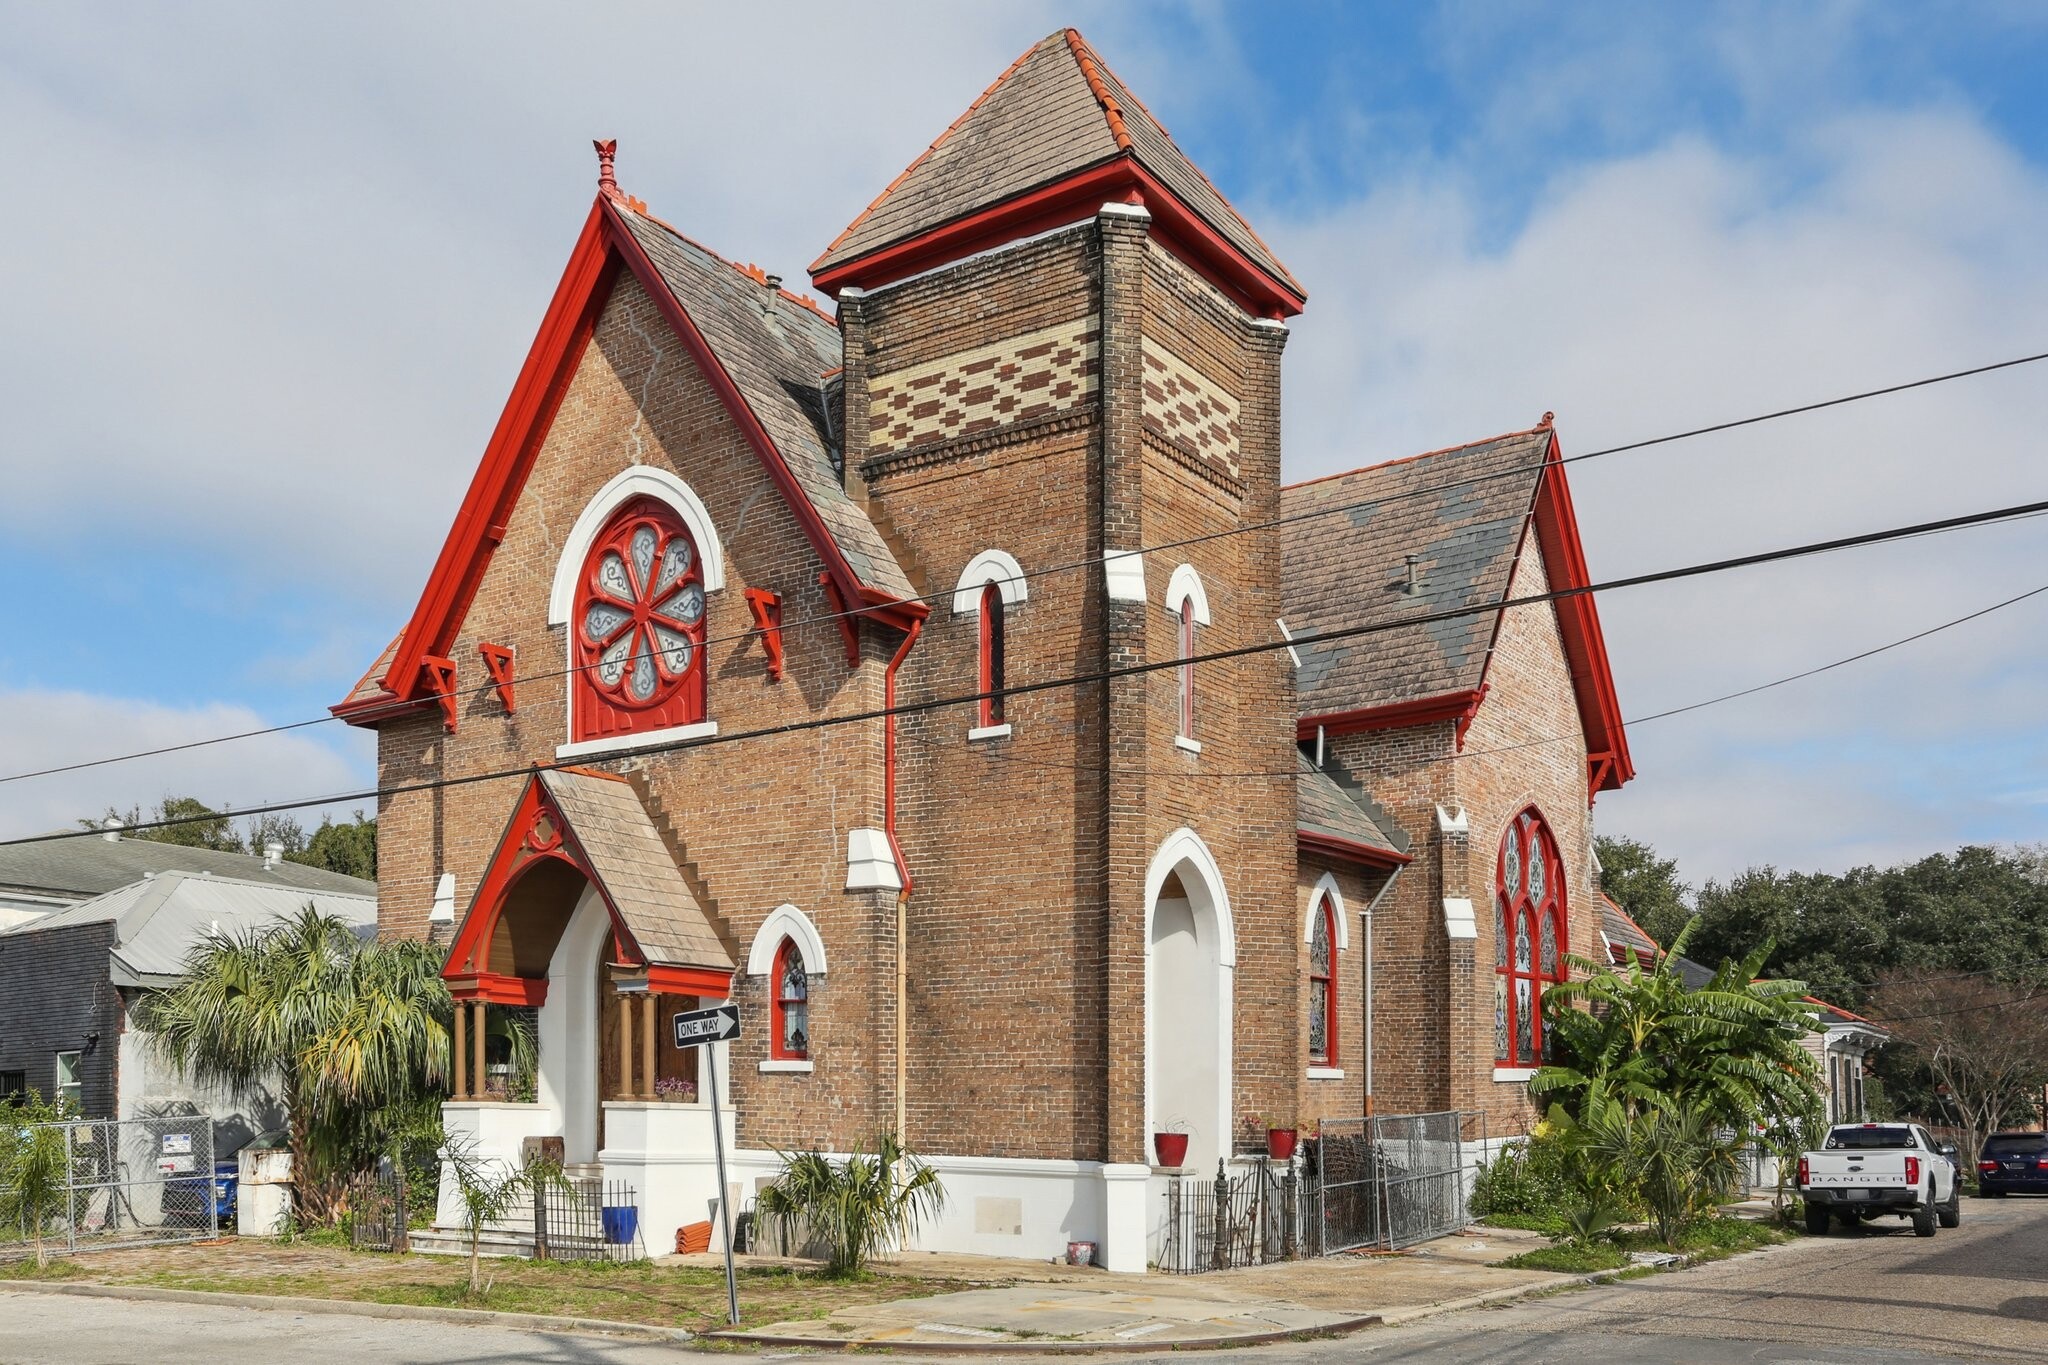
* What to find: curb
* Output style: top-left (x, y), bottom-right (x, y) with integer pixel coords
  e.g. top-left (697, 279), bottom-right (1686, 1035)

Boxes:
top-left (0, 1280), bottom-right (696, 1345)
top-left (702, 1313), bottom-right (1385, 1355)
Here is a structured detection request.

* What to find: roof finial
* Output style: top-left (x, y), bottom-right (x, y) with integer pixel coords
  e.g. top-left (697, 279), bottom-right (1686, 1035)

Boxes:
top-left (1537, 410), bottom-right (1556, 429)
top-left (594, 139), bottom-right (619, 198)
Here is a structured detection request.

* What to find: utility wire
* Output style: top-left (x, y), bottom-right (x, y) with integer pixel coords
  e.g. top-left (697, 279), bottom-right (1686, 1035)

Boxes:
top-left (5, 348), bottom-right (2044, 788)
top-left (5, 494), bottom-right (2046, 849)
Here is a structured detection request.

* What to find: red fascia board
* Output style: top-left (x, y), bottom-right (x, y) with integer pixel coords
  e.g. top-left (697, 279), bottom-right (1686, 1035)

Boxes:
top-left (373, 201), bottom-right (617, 707)
top-left (646, 964), bottom-right (733, 999)
top-left (329, 690), bottom-right (433, 725)
top-left (1298, 829), bottom-right (1412, 870)
top-left (1529, 433), bottom-right (1635, 790)
top-left (601, 199), bottom-right (896, 619)
top-left (445, 972), bottom-right (550, 1007)
top-left (810, 157), bottom-right (1304, 321)
top-left (1297, 687), bottom-right (1487, 742)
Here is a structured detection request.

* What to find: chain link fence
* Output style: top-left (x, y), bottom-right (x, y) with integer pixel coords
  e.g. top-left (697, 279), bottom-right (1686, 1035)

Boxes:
top-left (0, 1117), bottom-right (221, 1259)
top-left (1309, 1110), bottom-right (1476, 1255)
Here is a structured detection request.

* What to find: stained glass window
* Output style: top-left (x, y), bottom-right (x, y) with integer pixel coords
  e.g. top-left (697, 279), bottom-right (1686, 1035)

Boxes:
top-left (1308, 898), bottom-right (1335, 1065)
top-left (575, 498), bottom-right (707, 731)
top-left (1495, 806), bottom-right (1568, 1067)
top-left (773, 940), bottom-right (809, 1060)
top-left (979, 583), bottom-right (1006, 728)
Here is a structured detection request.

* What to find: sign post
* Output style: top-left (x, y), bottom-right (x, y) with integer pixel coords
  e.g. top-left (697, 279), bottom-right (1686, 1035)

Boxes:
top-left (673, 1003), bottom-right (742, 1326)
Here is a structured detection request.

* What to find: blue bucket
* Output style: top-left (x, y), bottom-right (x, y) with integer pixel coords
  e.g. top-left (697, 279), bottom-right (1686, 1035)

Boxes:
top-left (600, 1205), bottom-right (639, 1246)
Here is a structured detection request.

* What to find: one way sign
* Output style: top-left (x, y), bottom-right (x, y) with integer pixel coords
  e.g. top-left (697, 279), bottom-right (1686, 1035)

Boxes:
top-left (672, 1003), bottom-right (741, 1048)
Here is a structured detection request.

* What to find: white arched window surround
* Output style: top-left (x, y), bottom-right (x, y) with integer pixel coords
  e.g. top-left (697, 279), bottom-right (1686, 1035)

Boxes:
top-left (1305, 871), bottom-right (1349, 951)
top-left (547, 466), bottom-right (727, 626)
top-left (748, 904), bottom-right (825, 1073)
top-left (1166, 565), bottom-right (1209, 750)
top-left (1164, 564), bottom-right (1211, 626)
top-left (951, 549), bottom-right (1028, 616)
top-left (1143, 827), bottom-right (1237, 1171)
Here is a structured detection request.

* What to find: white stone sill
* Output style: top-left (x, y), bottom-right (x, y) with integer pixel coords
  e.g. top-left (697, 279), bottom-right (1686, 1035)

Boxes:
top-left (1305, 1066), bottom-right (1346, 1081)
top-left (759, 1059), bottom-right (814, 1073)
top-left (600, 1100), bottom-right (712, 1111)
top-left (1173, 735), bottom-right (1202, 755)
top-left (1492, 1067), bottom-right (1537, 1083)
top-left (556, 720), bottom-right (719, 762)
top-left (442, 1100), bottom-right (548, 1111)
top-left (967, 723), bottom-right (1013, 742)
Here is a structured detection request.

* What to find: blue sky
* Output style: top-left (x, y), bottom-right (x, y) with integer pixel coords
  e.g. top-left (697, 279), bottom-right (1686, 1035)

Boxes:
top-left (2, 2), bottom-right (2045, 883)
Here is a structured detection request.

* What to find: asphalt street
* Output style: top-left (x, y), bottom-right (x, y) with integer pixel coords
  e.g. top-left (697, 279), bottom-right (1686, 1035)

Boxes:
top-left (0, 1197), bottom-right (2040, 1363)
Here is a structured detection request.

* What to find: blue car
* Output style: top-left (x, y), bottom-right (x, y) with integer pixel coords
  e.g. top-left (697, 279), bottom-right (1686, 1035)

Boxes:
top-left (1977, 1132), bottom-right (2048, 1196)
top-left (162, 1160), bottom-right (238, 1227)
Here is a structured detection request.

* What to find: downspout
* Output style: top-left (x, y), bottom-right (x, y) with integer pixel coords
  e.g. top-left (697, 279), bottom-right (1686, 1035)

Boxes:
top-left (883, 618), bottom-right (923, 1141)
top-left (1361, 866), bottom-right (1403, 1118)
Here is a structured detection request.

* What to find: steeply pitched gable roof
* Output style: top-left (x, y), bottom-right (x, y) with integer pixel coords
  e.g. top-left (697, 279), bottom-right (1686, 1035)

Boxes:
top-left (810, 30), bottom-right (1303, 317)
top-left (1601, 892), bottom-right (1661, 966)
top-left (335, 192), bottom-right (920, 725)
top-left (1280, 422), bottom-right (1634, 793)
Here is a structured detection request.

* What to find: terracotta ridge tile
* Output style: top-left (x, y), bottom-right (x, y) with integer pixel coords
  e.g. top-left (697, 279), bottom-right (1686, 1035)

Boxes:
top-left (1064, 28), bottom-right (1133, 151)
top-left (1282, 422), bottom-right (1554, 492)
top-left (626, 205), bottom-right (838, 330)
top-left (810, 32), bottom-right (1052, 272)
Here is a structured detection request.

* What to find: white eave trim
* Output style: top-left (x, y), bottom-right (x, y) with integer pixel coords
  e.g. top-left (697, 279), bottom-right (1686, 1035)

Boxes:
top-left (555, 720), bottom-right (718, 761)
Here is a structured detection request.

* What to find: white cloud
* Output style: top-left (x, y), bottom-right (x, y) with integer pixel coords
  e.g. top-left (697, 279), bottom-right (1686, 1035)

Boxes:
top-left (0, 689), bottom-right (372, 843)
top-left (1268, 107), bottom-right (2048, 878)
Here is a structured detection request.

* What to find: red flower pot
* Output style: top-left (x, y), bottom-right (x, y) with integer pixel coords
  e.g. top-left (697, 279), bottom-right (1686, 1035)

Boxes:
top-left (1267, 1127), bottom-right (1299, 1160)
top-left (1154, 1132), bottom-right (1190, 1168)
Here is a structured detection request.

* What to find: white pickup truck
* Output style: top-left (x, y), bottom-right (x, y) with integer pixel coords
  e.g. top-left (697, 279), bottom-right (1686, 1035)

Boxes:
top-left (1797, 1122), bottom-right (1960, 1237)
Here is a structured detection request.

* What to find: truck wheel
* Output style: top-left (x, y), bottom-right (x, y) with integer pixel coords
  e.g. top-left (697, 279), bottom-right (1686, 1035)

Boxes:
top-left (1804, 1205), bottom-right (1830, 1236)
top-left (1913, 1199), bottom-right (1937, 1238)
top-left (1939, 1185), bottom-right (1961, 1228)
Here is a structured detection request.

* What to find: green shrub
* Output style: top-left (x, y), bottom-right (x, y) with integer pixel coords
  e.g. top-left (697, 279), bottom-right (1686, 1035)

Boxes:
top-left (1472, 1137), bottom-right (1573, 1220)
top-left (1498, 1242), bottom-right (1630, 1274)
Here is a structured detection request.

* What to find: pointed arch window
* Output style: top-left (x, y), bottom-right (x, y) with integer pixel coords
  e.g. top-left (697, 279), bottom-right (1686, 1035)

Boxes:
top-left (771, 939), bottom-right (810, 1061)
top-left (1178, 601), bottom-right (1197, 740)
top-left (1308, 895), bottom-right (1337, 1066)
top-left (1165, 564), bottom-right (1210, 749)
top-left (571, 496), bottom-right (706, 742)
top-left (1494, 806), bottom-right (1568, 1068)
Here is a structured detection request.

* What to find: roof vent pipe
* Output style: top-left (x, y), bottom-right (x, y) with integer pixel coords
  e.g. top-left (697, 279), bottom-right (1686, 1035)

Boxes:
top-left (102, 818), bottom-right (123, 843)
top-left (263, 840), bottom-right (284, 871)
top-left (1404, 554), bottom-right (1423, 595)
top-left (764, 273), bottom-right (782, 293)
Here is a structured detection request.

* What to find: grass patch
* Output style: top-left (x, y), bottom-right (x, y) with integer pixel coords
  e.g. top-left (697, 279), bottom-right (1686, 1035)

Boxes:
top-left (1496, 1242), bottom-right (1629, 1273)
top-left (1479, 1211), bottom-right (1566, 1236)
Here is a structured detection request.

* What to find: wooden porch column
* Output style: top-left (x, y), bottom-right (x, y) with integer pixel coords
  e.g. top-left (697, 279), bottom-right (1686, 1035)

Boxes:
top-left (471, 1001), bottom-right (486, 1099)
top-left (618, 992), bottom-right (635, 1100)
top-left (452, 998), bottom-right (468, 1100)
top-left (640, 995), bottom-right (658, 1100)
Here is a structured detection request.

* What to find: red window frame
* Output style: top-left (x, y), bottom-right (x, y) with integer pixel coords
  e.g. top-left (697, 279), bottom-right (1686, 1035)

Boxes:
top-left (1309, 895), bottom-right (1337, 1066)
top-left (977, 583), bottom-right (1005, 728)
top-left (571, 497), bottom-right (707, 743)
top-left (1494, 806), bottom-right (1567, 1068)
top-left (771, 938), bottom-right (810, 1061)
top-left (1177, 600), bottom-right (1197, 740)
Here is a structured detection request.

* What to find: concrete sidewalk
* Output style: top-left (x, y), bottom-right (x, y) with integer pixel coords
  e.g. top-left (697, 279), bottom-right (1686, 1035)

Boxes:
top-left (688, 1225), bottom-right (1582, 1350)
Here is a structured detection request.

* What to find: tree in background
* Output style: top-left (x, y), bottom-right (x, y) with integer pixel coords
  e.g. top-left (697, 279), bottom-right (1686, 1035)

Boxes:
top-left (295, 811), bottom-right (377, 881)
top-left (78, 797), bottom-right (376, 882)
top-left (1596, 835), bottom-right (1693, 948)
top-left (139, 906), bottom-right (450, 1220)
top-left (87, 796), bottom-right (243, 851)
top-left (1868, 970), bottom-right (2048, 1164)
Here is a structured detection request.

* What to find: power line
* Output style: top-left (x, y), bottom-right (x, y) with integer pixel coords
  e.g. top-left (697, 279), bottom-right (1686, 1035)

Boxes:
top-left (6, 348), bottom-right (2045, 789)
top-left (6, 493), bottom-right (2046, 849)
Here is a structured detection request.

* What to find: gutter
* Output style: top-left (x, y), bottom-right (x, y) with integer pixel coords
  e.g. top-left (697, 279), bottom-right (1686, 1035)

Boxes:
top-left (882, 617), bottom-right (923, 1143)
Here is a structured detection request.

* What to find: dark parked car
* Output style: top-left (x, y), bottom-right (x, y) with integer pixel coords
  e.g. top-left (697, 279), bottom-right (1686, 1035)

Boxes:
top-left (1977, 1132), bottom-right (2048, 1195)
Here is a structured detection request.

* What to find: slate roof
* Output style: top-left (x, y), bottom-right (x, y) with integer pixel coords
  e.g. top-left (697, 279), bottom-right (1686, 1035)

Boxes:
top-left (811, 30), bottom-right (1300, 298)
top-left (539, 769), bottom-right (733, 972)
top-left (1281, 427), bottom-right (1551, 719)
top-left (1295, 752), bottom-right (1410, 860)
top-left (10, 871), bottom-right (377, 987)
top-left (1601, 893), bottom-right (1661, 966)
top-left (0, 834), bottom-right (377, 903)
top-left (617, 210), bottom-right (915, 601)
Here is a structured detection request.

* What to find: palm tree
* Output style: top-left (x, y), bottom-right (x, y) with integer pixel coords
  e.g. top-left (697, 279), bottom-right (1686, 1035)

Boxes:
top-left (0, 1091), bottom-right (73, 1268)
top-left (757, 1133), bottom-right (947, 1276)
top-left (139, 906), bottom-right (452, 1220)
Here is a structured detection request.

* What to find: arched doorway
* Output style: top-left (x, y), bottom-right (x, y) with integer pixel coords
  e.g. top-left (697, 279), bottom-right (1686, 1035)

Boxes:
top-left (1144, 829), bottom-right (1235, 1170)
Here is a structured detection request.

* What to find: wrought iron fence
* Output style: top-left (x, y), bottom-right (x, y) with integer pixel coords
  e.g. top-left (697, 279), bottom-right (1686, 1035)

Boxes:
top-left (348, 1168), bottom-right (409, 1253)
top-left (1157, 1159), bottom-right (1303, 1273)
top-left (453, 1173), bottom-right (640, 1261)
top-left (0, 1117), bottom-right (220, 1259)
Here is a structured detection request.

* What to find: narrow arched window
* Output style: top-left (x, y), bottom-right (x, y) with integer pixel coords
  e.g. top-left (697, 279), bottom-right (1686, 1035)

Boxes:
top-left (572, 496), bottom-right (706, 742)
top-left (1178, 600), bottom-right (1197, 740)
top-left (772, 939), bottom-right (809, 1061)
top-left (978, 582), bottom-right (1005, 728)
top-left (1308, 895), bottom-right (1337, 1066)
top-left (1494, 806), bottom-right (1568, 1067)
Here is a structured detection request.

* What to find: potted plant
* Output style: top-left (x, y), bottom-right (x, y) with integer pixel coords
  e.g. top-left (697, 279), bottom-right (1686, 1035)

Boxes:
top-left (1153, 1118), bottom-right (1190, 1169)
top-left (1266, 1119), bottom-right (1299, 1161)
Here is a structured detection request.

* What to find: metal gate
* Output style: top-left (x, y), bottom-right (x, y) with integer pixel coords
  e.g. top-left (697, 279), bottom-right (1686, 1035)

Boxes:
top-left (1157, 1160), bottom-right (1302, 1273)
top-left (349, 1168), bottom-right (409, 1253)
top-left (0, 1117), bottom-right (219, 1259)
top-left (1309, 1111), bottom-right (1472, 1254)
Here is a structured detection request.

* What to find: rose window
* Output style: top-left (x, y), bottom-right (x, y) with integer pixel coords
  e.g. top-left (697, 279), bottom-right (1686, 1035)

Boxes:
top-left (577, 501), bottom-right (706, 712)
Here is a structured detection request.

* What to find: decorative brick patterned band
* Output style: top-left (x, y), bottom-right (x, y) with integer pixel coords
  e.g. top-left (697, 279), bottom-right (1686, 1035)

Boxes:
top-left (868, 316), bottom-right (1101, 455)
top-left (1141, 337), bottom-right (1240, 478)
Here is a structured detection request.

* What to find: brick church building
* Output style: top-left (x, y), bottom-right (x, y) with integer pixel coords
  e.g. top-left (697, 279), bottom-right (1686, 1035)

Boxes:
top-left (335, 30), bottom-right (1631, 1270)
